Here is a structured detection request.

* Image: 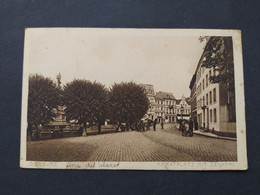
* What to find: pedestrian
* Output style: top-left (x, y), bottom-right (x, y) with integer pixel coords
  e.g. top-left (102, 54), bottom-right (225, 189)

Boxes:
top-left (189, 117), bottom-right (193, 136)
top-left (179, 119), bottom-right (182, 130)
top-left (139, 120), bottom-right (145, 132)
top-left (147, 119), bottom-right (151, 130)
top-left (161, 119), bottom-right (164, 129)
top-left (195, 120), bottom-right (198, 130)
top-left (153, 118), bottom-right (157, 131)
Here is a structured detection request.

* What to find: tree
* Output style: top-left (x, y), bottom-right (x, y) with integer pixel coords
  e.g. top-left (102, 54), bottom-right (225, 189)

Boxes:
top-left (200, 36), bottom-right (235, 92)
top-left (63, 79), bottom-right (109, 134)
top-left (200, 36), bottom-right (236, 121)
top-left (109, 82), bottom-right (149, 130)
top-left (27, 74), bottom-right (61, 139)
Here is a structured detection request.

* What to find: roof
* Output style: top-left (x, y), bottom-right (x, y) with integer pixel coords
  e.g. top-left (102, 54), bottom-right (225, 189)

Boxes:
top-left (185, 97), bottom-right (191, 105)
top-left (176, 99), bottom-right (181, 104)
top-left (155, 91), bottom-right (176, 100)
top-left (175, 97), bottom-right (191, 105)
top-left (189, 73), bottom-right (197, 89)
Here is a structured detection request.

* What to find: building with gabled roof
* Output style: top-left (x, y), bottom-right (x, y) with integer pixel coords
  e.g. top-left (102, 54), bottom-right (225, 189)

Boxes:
top-left (140, 84), bottom-right (156, 121)
top-left (175, 95), bottom-right (191, 121)
top-left (154, 91), bottom-right (176, 123)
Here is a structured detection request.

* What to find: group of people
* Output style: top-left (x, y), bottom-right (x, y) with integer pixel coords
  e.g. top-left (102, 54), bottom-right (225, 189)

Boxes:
top-left (179, 117), bottom-right (197, 137)
top-left (115, 117), bottom-right (197, 135)
top-left (152, 118), bottom-right (164, 131)
top-left (135, 118), bottom-right (163, 132)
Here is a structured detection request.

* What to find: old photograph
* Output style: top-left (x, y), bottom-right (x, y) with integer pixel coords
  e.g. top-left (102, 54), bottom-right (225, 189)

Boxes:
top-left (20, 28), bottom-right (247, 170)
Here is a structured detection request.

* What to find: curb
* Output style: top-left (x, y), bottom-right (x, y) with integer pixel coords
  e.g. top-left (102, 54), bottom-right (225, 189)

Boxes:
top-left (193, 131), bottom-right (237, 141)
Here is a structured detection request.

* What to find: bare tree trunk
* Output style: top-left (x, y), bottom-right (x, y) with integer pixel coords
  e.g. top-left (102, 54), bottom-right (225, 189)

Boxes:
top-left (82, 122), bottom-right (87, 136)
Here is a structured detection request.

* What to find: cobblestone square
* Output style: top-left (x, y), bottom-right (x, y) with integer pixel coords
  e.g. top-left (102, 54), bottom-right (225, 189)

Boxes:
top-left (27, 124), bottom-right (237, 162)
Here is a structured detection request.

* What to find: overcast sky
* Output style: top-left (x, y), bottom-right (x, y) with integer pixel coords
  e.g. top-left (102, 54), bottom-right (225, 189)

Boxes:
top-left (25, 28), bottom-right (206, 99)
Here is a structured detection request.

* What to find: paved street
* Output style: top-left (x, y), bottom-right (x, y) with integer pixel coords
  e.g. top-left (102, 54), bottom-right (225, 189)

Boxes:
top-left (27, 124), bottom-right (237, 162)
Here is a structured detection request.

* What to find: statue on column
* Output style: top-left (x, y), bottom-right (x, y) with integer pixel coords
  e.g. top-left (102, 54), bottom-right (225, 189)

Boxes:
top-left (56, 73), bottom-right (61, 88)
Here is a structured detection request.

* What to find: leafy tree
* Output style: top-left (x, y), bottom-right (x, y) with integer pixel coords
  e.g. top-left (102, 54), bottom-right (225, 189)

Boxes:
top-left (200, 36), bottom-right (235, 92)
top-left (27, 74), bottom-right (61, 139)
top-left (109, 82), bottom-right (149, 130)
top-left (63, 79), bottom-right (109, 134)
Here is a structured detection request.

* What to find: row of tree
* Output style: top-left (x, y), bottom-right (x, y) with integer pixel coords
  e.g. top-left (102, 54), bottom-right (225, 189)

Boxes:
top-left (27, 75), bottom-right (150, 138)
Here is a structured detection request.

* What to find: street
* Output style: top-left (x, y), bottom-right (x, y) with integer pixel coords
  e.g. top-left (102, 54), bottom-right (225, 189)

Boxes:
top-left (27, 124), bottom-right (237, 162)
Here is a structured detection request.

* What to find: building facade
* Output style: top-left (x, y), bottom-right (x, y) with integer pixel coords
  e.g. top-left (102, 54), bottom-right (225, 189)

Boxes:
top-left (154, 91), bottom-right (176, 123)
top-left (175, 95), bottom-right (191, 121)
top-left (192, 39), bottom-right (236, 137)
top-left (189, 73), bottom-right (197, 123)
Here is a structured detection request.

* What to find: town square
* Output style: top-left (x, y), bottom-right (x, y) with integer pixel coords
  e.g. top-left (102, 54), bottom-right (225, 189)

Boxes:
top-left (21, 29), bottom-right (241, 167)
top-left (27, 124), bottom-right (237, 162)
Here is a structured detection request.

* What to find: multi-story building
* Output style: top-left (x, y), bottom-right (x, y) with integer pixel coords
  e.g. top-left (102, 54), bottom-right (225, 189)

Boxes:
top-left (189, 73), bottom-right (197, 123)
top-left (175, 95), bottom-right (191, 121)
top-left (140, 84), bottom-right (156, 120)
top-left (193, 39), bottom-right (236, 137)
top-left (155, 91), bottom-right (176, 123)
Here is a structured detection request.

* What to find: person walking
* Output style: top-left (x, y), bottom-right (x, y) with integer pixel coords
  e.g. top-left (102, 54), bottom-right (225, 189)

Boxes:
top-left (161, 119), bottom-right (164, 129)
top-left (189, 117), bottom-right (194, 137)
top-left (179, 119), bottom-right (183, 131)
top-left (195, 120), bottom-right (198, 130)
top-left (153, 118), bottom-right (157, 131)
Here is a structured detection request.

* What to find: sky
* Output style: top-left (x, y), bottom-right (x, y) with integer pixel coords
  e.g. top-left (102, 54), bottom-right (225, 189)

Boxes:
top-left (25, 28), bottom-right (206, 99)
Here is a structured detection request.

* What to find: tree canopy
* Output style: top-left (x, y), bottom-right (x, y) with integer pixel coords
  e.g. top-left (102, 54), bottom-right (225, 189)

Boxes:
top-left (63, 79), bottom-right (109, 132)
top-left (109, 82), bottom-right (149, 127)
top-left (28, 74), bottom-right (61, 129)
top-left (200, 36), bottom-right (235, 91)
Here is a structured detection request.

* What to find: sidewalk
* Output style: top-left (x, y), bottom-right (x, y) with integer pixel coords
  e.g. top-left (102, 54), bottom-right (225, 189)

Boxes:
top-left (193, 129), bottom-right (237, 141)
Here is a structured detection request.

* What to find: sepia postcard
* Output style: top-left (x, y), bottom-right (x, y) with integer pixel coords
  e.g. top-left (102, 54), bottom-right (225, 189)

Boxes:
top-left (20, 28), bottom-right (247, 170)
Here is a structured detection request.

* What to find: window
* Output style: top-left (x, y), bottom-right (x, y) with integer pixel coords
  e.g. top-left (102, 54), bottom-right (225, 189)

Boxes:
top-left (209, 70), bottom-right (211, 81)
top-left (213, 88), bottom-right (216, 103)
top-left (206, 93), bottom-right (208, 105)
top-left (206, 74), bottom-right (208, 87)
top-left (203, 96), bottom-right (205, 106)
top-left (210, 109), bottom-right (212, 122)
top-left (203, 109), bottom-right (205, 122)
top-left (210, 91), bottom-right (212, 104)
top-left (214, 108), bottom-right (217, 122)
top-left (203, 79), bottom-right (205, 90)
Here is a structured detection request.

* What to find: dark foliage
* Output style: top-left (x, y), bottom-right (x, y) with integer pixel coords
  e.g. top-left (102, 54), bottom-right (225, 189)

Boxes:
top-left (63, 79), bottom-right (109, 133)
top-left (200, 36), bottom-right (235, 92)
top-left (109, 82), bottom-right (149, 128)
top-left (27, 74), bottom-right (61, 137)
